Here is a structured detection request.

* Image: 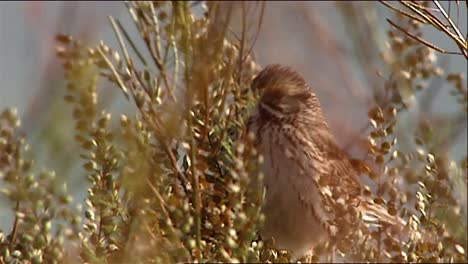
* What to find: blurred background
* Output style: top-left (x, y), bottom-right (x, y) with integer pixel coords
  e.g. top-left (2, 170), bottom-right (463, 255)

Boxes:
top-left (0, 1), bottom-right (466, 231)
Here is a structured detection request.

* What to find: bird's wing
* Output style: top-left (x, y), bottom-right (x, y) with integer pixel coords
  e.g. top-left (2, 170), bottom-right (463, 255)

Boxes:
top-left (305, 127), bottom-right (406, 229)
top-left (280, 127), bottom-right (343, 236)
top-left (308, 127), bottom-right (362, 196)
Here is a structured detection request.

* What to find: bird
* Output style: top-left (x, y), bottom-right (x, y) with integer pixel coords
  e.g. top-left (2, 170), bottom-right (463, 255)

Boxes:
top-left (246, 64), bottom-right (406, 261)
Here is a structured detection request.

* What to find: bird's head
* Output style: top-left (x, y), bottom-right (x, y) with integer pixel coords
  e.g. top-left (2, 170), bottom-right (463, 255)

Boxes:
top-left (251, 64), bottom-right (320, 117)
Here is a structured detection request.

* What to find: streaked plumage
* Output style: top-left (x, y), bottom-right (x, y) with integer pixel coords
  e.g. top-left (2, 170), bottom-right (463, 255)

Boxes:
top-left (247, 64), bottom-right (405, 259)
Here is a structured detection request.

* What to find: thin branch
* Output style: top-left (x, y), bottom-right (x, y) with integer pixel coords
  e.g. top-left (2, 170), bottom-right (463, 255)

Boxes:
top-left (433, 0), bottom-right (468, 57)
top-left (401, 1), bottom-right (448, 32)
top-left (109, 16), bottom-right (131, 64)
top-left (126, 2), bottom-right (176, 102)
top-left (387, 19), bottom-right (464, 56)
top-left (175, 2), bottom-right (202, 259)
top-left (168, 9), bottom-right (179, 99)
top-left (243, 2), bottom-right (266, 66)
top-left (145, 177), bottom-right (170, 219)
top-left (379, 1), bottom-right (427, 24)
top-left (9, 201), bottom-right (20, 248)
top-left (237, 1), bottom-right (248, 85)
top-left (149, 2), bottom-right (163, 62)
top-left (401, 1), bottom-right (467, 53)
top-left (433, 1), bottom-right (466, 43)
top-left (97, 47), bottom-right (130, 99)
top-left (115, 19), bottom-right (149, 67)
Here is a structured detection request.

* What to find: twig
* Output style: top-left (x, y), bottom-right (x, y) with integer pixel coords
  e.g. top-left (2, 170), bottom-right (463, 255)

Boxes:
top-left (400, 1), bottom-right (467, 57)
top-left (145, 177), bottom-right (170, 219)
top-left (433, 1), bottom-right (466, 44)
top-left (126, 2), bottom-right (176, 102)
top-left (115, 19), bottom-right (149, 67)
top-left (387, 19), bottom-right (464, 56)
top-left (176, 2), bottom-right (202, 259)
top-left (149, 2), bottom-right (162, 63)
top-left (109, 16), bottom-right (131, 64)
top-left (243, 2), bottom-right (266, 66)
top-left (168, 14), bottom-right (179, 102)
top-left (9, 201), bottom-right (20, 248)
top-left (97, 47), bottom-right (130, 99)
top-left (379, 1), bottom-right (427, 24)
top-left (433, 0), bottom-right (468, 57)
top-left (237, 1), bottom-right (248, 85)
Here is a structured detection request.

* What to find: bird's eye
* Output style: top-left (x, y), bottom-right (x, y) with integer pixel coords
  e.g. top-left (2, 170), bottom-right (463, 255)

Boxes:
top-left (279, 96), bottom-right (301, 113)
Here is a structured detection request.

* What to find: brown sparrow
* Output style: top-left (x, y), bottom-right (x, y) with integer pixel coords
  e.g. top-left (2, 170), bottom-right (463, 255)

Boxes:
top-left (247, 64), bottom-right (405, 260)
